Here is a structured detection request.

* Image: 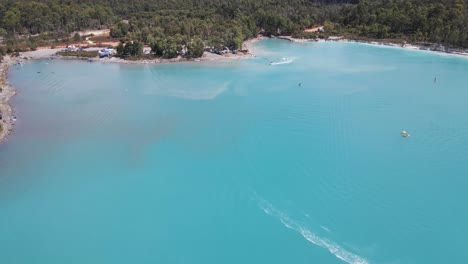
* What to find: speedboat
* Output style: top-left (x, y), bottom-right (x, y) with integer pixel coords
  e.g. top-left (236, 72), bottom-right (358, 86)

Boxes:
top-left (401, 130), bottom-right (410, 138)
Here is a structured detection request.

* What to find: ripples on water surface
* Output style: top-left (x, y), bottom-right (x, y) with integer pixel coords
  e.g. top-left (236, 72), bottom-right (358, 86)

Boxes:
top-left (1, 39), bottom-right (468, 263)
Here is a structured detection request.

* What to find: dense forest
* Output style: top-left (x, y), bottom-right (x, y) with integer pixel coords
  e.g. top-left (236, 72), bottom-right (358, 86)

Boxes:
top-left (0, 0), bottom-right (467, 58)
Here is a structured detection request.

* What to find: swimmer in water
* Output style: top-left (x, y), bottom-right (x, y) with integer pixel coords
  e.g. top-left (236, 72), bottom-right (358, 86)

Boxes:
top-left (298, 82), bottom-right (302, 87)
top-left (434, 77), bottom-right (437, 83)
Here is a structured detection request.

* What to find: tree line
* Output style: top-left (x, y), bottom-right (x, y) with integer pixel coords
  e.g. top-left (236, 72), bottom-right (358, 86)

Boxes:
top-left (0, 0), bottom-right (467, 59)
top-left (341, 0), bottom-right (468, 47)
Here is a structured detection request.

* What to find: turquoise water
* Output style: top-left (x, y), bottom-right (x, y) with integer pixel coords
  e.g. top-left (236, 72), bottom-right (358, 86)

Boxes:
top-left (2, 39), bottom-right (468, 263)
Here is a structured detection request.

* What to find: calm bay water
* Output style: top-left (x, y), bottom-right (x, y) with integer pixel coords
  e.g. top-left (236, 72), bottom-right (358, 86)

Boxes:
top-left (1, 39), bottom-right (468, 263)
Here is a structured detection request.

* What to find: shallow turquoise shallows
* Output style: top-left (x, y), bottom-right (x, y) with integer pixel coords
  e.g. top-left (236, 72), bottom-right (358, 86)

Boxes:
top-left (2, 39), bottom-right (468, 264)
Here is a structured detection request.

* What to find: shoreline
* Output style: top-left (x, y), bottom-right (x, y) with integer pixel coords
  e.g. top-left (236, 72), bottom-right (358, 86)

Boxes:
top-left (343, 39), bottom-right (468, 58)
top-left (274, 35), bottom-right (468, 58)
top-left (20, 47), bottom-right (256, 65)
top-left (0, 56), bottom-right (19, 144)
top-left (18, 35), bottom-right (468, 64)
top-left (1, 35), bottom-right (467, 144)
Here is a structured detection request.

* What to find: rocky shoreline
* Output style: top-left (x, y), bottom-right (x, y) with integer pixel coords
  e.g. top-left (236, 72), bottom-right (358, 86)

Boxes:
top-left (0, 56), bottom-right (19, 144)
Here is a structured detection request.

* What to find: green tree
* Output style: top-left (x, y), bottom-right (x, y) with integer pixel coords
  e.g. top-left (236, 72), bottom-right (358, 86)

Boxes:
top-left (116, 42), bottom-right (124, 56)
top-left (3, 8), bottom-right (21, 35)
top-left (73, 32), bottom-right (81, 41)
top-left (151, 38), bottom-right (166, 57)
top-left (186, 37), bottom-right (204, 58)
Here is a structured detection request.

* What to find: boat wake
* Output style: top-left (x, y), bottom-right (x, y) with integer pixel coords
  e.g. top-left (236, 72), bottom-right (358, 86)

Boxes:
top-left (256, 197), bottom-right (369, 264)
top-left (270, 57), bottom-right (294, 65)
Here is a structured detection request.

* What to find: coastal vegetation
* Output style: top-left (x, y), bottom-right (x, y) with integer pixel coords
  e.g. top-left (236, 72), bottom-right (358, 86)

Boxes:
top-left (0, 0), bottom-right (467, 58)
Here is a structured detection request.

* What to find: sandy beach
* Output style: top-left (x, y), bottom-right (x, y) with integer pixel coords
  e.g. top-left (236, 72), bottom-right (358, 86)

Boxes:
top-left (243, 36), bottom-right (268, 49)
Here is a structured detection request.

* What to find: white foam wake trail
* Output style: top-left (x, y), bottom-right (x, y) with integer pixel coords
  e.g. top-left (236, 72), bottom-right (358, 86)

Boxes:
top-left (270, 57), bottom-right (294, 65)
top-left (257, 198), bottom-right (369, 264)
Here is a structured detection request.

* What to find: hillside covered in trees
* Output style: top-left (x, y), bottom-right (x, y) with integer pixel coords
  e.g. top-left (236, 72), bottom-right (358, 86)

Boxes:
top-left (0, 0), bottom-right (467, 58)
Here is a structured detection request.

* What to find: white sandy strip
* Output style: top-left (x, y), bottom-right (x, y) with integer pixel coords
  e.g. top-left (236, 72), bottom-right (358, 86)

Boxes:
top-left (256, 197), bottom-right (369, 264)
